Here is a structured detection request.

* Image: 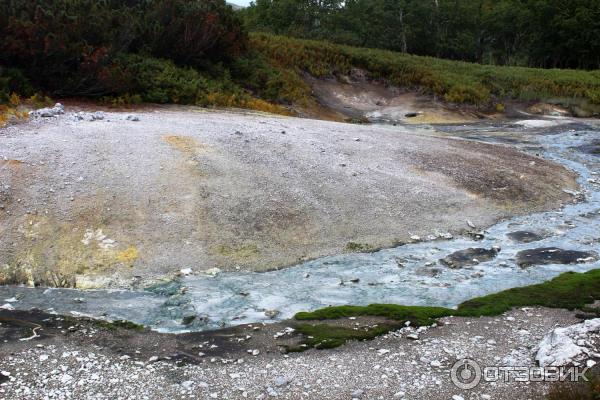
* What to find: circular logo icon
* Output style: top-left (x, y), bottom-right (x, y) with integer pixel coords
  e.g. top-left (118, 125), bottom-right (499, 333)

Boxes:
top-left (451, 359), bottom-right (482, 390)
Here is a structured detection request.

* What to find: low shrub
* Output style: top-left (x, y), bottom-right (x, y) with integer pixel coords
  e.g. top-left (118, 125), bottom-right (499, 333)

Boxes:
top-left (249, 33), bottom-right (600, 107)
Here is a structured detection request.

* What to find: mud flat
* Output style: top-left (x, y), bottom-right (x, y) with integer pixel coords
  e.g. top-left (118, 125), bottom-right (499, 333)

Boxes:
top-left (0, 107), bottom-right (578, 288)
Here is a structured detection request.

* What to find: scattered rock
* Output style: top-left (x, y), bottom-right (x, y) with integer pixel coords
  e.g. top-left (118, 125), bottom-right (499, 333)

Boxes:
top-left (273, 327), bottom-right (295, 338)
top-left (535, 318), bottom-right (600, 366)
top-left (29, 103), bottom-right (65, 118)
top-left (516, 247), bottom-right (598, 268)
top-left (274, 376), bottom-right (293, 387)
top-left (416, 267), bottom-right (442, 277)
top-left (126, 115), bottom-right (140, 122)
top-left (527, 103), bottom-right (570, 117)
top-left (72, 111), bottom-right (106, 122)
top-left (440, 248), bottom-right (500, 268)
top-left (92, 111), bottom-right (105, 121)
top-left (466, 231), bottom-right (485, 241)
top-left (264, 310), bottom-right (281, 319)
top-left (507, 231), bottom-right (545, 243)
top-left (204, 268), bottom-right (222, 277)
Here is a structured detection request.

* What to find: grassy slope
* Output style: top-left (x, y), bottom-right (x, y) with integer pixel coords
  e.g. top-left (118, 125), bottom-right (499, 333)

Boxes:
top-left (292, 269), bottom-right (600, 350)
top-left (250, 33), bottom-right (600, 110)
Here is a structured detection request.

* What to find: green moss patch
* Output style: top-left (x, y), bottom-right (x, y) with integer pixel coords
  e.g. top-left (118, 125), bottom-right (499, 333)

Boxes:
top-left (289, 323), bottom-right (402, 351)
top-left (344, 242), bottom-right (377, 253)
top-left (296, 304), bottom-right (450, 325)
top-left (292, 269), bottom-right (600, 350)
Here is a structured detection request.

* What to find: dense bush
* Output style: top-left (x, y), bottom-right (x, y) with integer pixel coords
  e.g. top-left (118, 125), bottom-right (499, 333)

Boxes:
top-left (0, 0), bottom-right (246, 99)
top-left (0, 67), bottom-right (33, 103)
top-left (143, 0), bottom-right (245, 68)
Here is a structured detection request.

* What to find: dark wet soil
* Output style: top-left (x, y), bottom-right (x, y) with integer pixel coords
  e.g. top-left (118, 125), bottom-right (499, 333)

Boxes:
top-left (0, 309), bottom-right (304, 365)
top-left (439, 247), bottom-right (500, 268)
top-left (516, 248), bottom-right (598, 268)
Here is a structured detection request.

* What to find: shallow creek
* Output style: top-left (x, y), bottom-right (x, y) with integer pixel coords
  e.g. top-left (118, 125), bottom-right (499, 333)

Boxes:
top-left (1, 119), bottom-right (599, 332)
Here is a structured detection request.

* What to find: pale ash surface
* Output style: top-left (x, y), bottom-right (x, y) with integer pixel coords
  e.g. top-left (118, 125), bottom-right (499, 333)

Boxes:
top-left (0, 107), bottom-right (577, 288)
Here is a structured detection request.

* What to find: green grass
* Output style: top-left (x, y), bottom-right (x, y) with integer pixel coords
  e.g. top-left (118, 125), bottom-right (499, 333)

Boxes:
top-left (292, 269), bottom-right (600, 350)
top-left (290, 323), bottom-right (402, 351)
top-left (250, 33), bottom-right (600, 109)
top-left (296, 304), bottom-right (450, 325)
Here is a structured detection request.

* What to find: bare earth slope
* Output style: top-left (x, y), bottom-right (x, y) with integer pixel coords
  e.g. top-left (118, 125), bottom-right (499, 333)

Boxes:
top-left (0, 107), bottom-right (577, 288)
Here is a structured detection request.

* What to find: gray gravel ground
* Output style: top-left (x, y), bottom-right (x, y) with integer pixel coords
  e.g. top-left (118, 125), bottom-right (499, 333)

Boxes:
top-left (0, 307), bottom-right (589, 400)
top-left (0, 106), bottom-right (577, 288)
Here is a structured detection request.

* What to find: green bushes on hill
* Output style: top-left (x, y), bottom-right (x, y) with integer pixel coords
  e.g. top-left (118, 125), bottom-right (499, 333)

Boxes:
top-left (1, 1), bottom-right (599, 114)
top-left (241, 0), bottom-right (600, 70)
top-left (250, 33), bottom-right (600, 108)
top-left (0, 0), bottom-right (252, 106)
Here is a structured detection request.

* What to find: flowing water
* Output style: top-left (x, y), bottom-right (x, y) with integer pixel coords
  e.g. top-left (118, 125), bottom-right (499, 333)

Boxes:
top-left (2, 119), bottom-right (599, 333)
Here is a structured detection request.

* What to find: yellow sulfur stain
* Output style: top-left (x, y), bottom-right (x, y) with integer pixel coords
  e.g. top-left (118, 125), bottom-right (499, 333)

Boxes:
top-left (213, 244), bottom-right (260, 263)
top-left (162, 135), bottom-right (206, 155)
top-left (116, 246), bottom-right (139, 266)
top-left (404, 112), bottom-right (474, 125)
top-left (3, 214), bottom-right (142, 287)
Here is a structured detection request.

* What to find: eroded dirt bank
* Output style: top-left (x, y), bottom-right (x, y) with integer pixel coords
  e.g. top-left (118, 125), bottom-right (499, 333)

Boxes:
top-left (0, 107), bottom-right (578, 288)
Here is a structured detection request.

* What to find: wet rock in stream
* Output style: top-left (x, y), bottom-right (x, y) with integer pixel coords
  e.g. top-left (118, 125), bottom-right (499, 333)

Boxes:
top-left (516, 248), bottom-right (598, 268)
top-left (439, 248), bottom-right (500, 268)
top-left (573, 141), bottom-right (600, 156)
top-left (506, 231), bottom-right (546, 243)
top-left (416, 267), bottom-right (443, 277)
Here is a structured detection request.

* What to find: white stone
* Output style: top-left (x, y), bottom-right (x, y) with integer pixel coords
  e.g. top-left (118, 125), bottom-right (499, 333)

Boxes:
top-left (535, 319), bottom-right (600, 367)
